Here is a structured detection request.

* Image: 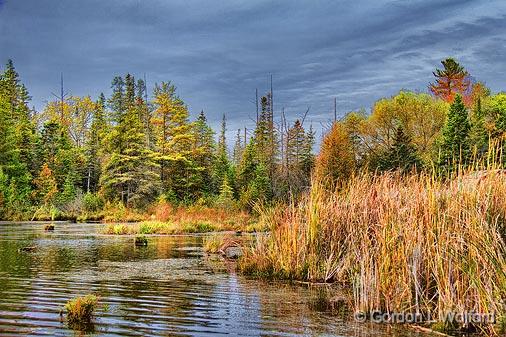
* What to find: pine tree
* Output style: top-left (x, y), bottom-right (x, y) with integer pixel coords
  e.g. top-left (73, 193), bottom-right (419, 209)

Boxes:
top-left (379, 126), bottom-right (421, 172)
top-left (108, 76), bottom-right (125, 123)
top-left (0, 91), bottom-right (19, 176)
top-left (217, 175), bottom-right (234, 208)
top-left (439, 94), bottom-right (471, 168)
top-left (429, 58), bottom-right (470, 103)
top-left (84, 96), bottom-right (108, 192)
top-left (0, 60), bottom-right (35, 181)
top-left (254, 94), bottom-right (278, 172)
top-left (301, 124), bottom-right (315, 178)
top-left (213, 114), bottom-right (230, 193)
top-left (192, 111), bottom-right (215, 196)
top-left (124, 73), bottom-right (136, 110)
top-left (232, 129), bottom-right (244, 167)
top-left (100, 105), bottom-right (160, 207)
top-left (152, 82), bottom-right (195, 199)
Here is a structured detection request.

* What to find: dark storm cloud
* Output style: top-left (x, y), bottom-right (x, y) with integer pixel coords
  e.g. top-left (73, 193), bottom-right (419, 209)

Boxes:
top-left (1, 0), bottom-right (505, 140)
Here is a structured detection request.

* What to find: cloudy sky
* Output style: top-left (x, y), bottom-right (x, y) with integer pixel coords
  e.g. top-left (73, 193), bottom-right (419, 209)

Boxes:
top-left (1, 0), bottom-right (505, 140)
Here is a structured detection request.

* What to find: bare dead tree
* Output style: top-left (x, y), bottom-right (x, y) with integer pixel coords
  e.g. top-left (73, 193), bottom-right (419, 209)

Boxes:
top-left (51, 73), bottom-right (69, 124)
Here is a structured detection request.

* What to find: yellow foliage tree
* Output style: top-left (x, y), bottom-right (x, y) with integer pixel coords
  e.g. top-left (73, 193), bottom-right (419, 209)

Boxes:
top-left (315, 122), bottom-right (356, 183)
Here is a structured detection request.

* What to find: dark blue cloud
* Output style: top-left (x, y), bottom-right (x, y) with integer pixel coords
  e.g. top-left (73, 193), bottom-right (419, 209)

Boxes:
top-left (0, 0), bottom-right (505, 142)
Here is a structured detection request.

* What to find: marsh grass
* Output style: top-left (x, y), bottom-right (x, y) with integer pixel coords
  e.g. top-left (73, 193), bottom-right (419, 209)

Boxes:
top-left (203, 234), bottom-right (242, 254)
top-left (65, 294), bottom-right (98, 326)
top-left (102, 202), bottom-right (255, 235)
top-left (102, 220), bottom-right (219, 235)
top-left (239, 170), bottom-right (506, 334)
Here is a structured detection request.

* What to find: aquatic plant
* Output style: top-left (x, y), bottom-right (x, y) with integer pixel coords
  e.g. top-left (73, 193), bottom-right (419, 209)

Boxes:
top-left (65, 294), bottom-right (98, 325)
top-left (134, 235), bottom-right (148, 246)
top-left (203, 234), bottom-right (241, 254)
top-left (239, 170), bottom-right (506, 334)
top-left (44, 224), bottom-right (55, 231)
top-left (203, 234), bottom-right (224, 253)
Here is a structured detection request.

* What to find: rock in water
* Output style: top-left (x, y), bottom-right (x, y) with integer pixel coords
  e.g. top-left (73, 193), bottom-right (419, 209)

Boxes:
top-left (223, 246), bottom-right (242, 259)
top-left (19, 246), bottom-right (36, 253)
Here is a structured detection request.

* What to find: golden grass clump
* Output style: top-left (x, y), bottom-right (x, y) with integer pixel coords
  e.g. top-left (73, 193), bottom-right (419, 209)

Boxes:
top-left (239, 171), bottom-right (506, 334)
top-left (65, 294), bottom-right (98, 325)
top-left (203, 234), bottom-right (242, 254)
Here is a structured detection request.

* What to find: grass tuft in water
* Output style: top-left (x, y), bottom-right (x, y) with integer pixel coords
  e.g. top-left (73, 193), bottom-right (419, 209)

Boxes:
top-left (44, 224), bottom-right (55, 231)
top-left (134, 235), bottom-right (148, 246)
top-left (65, 294), bottom-right (98, 326)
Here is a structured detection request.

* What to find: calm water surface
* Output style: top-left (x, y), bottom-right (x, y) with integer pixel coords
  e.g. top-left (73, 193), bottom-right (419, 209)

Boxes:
top-left (0, 222), bottom-right (421, 336)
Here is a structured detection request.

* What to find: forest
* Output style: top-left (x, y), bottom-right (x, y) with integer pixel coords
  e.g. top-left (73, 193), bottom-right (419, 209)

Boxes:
top-left (0, 59), bottom-right (316, 221)
top-left (1, 57), bottom-right (504, 222)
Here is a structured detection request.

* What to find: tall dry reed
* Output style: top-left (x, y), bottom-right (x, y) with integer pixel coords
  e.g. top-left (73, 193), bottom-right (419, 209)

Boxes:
top-left (239, 170), bottom-right (506, 333)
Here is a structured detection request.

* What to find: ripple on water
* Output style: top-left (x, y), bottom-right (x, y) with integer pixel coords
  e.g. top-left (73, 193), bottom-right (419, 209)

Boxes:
top-left (0, 222), bottom-right (420, 337)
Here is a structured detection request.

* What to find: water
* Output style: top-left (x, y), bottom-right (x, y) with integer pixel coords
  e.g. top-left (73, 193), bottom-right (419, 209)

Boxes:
top-left (0, 222), bottom-right (420, 336)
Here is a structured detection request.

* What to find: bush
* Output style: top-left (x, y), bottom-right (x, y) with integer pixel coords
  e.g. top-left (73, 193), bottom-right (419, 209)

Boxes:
top-left (83, 193), bottom-right (104, 212)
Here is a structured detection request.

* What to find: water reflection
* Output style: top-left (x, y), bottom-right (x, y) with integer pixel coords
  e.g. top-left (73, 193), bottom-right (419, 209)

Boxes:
top-left (0, 222), bottom-right (419, 336)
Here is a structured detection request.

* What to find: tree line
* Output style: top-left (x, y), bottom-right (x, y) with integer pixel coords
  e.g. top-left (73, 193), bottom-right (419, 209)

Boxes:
top-left (0, 60), bottom-right (315, 220)
top-left (1, 57), bottom-right (504, 220)
top-left (316, 57), bottom-right (506, 182)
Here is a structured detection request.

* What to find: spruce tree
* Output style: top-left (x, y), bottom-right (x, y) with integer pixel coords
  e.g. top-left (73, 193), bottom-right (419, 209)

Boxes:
top-left (439, 94), bottom-right (471, 168)
top-left (100, 105), bottom-right (159, 207)
top-left (108, 76), bottom-right (125, 123)
top-left (380, 126), bottom-right (421, 173)
top-left (192, 111), bottom-right (216, 196)
top-left (232, 129), bottom-right (244, 167)
top-left (213, 114), bottom-right (230, 193)
top-left (124, 73), bottom-right (136, 110)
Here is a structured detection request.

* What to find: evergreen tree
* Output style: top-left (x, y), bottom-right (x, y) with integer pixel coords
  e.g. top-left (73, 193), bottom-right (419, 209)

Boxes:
top-left (108, 76), bottom-right (125, 123)
top-left (232, 129), bottom-right (244, 167)
top-left (0, 92), bottom-right (19, 176)
top-left (379, 126), bottom-right (421, 172)
top-left (84, 96), bottom-right (108, 192)
top-left (430, 58), bottom-right (470, 103)
top-left (100, 105), bottom-right (160, 207)
top-left (217, 175), bottom-right (234, 208)
top-left (213, 114), bottom-right (230, 193)
top-left (152, 82), bottom-right (195, 200)
top-left (439, 95), bottom-right (471, 168)
top-left (301, 124), bottom-right (315, 178)
top-left (192, 111), bottom-right (216, 196)
top-left (124, 73), bottom-right (136, 110)
top-left (254, 94), bottom-right (278, 174)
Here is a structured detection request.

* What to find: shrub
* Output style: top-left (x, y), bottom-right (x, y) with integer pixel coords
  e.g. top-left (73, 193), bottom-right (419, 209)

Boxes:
top-left (83, 193), bottom-right (104, 212)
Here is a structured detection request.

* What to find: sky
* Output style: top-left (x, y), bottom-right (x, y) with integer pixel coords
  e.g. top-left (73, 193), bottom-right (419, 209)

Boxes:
top-left (1, 0), bottom-right (506, 141)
